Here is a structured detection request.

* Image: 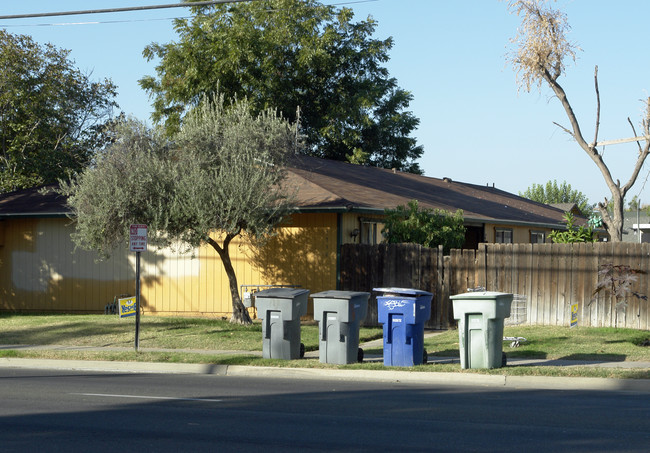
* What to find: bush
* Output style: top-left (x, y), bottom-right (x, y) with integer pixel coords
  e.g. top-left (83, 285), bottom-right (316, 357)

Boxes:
top-left (383, 200), bottom-right (465, 253)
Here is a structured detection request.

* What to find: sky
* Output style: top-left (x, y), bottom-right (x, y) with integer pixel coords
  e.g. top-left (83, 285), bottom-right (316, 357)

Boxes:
top-left (3, 0), bottom-right (650, 207)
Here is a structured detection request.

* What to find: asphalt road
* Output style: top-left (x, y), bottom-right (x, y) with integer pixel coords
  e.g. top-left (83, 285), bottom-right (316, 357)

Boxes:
top-left (1, 368), bottom-right (648, 452)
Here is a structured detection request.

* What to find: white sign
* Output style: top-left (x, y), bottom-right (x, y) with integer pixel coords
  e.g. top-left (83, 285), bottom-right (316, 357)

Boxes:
top-left (129, 224), bottom-right (148, 252)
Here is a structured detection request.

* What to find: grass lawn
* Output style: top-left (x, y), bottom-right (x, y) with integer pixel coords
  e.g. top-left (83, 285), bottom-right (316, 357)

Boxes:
top-left (0, 313), bottom-right (648, 380)
top-left (423, 325), bottom-right (650, 362)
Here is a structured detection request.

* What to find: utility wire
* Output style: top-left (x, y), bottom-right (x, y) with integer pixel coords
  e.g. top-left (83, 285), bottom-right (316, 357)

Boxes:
top-left (0, 1), bottom-right (251, 20)
top-left (3, 17), bottom-right (191, 28)
top-left (0, 0), bottom-right (379, 27)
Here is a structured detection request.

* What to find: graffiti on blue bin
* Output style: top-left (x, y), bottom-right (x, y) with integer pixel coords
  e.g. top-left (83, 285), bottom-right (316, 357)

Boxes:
top-left (383, 299), bottom-right (408, 311)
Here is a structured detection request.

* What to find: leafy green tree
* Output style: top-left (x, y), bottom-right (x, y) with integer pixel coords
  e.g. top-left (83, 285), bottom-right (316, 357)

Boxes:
top-left (60, 96), bottom-right (297, 324)
top-left (0, 30), bottom-right (117, 192)
top-left (519, 180), bottom-right (590, 215)
top-left (382, 200), bottom-right (466, 253)
top-left (139, 0), bottom-right (423, 173)
top-left (549, 212), bottom-right (595, 243)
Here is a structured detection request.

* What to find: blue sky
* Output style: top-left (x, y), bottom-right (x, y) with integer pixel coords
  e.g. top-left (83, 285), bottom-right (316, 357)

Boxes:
top-left (3, 1), bottom-right (650, 207)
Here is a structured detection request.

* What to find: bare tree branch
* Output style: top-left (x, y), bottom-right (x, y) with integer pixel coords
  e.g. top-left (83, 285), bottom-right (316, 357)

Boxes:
top-left (627, 117), bottom-right (643, 153)
top-left (621, 140), bottom-right (650, 195)
top-left (593, 66), bottom-right (601, 147)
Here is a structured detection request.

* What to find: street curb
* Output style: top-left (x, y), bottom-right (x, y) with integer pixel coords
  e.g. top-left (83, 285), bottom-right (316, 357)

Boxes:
top-left (2, 358), bottom-right (649, 393)
top-left (0, 358), bottom-right (229, 375)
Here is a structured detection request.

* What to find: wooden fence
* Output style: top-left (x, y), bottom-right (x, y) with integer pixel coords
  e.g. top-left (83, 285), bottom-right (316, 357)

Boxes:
top-left (340, 242), bottom-right (650, 330)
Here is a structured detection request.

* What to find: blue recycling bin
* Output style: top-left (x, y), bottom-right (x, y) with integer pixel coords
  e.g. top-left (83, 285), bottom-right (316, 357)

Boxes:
top-left (375, 287), bottom-right (433, 367)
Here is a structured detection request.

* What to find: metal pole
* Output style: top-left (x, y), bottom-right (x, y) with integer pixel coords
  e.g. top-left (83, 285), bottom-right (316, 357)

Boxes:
top-left (135, 251), bottom-right (141, 351)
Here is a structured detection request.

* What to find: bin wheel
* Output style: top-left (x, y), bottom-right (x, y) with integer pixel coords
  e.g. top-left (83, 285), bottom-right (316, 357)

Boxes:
top-left (357, 348), bottom-right (364, 363)
top-left (423, 349), bottom-right (428, 364)
top-left (300, 343), bottom-right (305, 359)
top-left (501, 352), bottom-right (507, 367)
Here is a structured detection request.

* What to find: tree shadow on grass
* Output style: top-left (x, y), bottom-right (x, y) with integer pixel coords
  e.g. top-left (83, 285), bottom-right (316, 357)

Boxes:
top-left (560, 353), bottom-right (628, 362)
top-left (0, 321), bottom-right (132, 346)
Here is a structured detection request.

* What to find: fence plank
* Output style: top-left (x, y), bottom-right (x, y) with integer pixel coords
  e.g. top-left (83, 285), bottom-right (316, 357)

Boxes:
top-left (556, 243), bottom-right (569, 326)
top-left (641, 244), bottom-right (650, 330)
top-left (442, 254), bottom-right (452, 327)
top-left (340, 242), bottom-right (649, 330)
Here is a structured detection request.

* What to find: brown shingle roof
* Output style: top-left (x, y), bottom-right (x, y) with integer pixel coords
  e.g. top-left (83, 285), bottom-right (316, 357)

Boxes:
top-left (287, 156), bottom-right (571, 227)
top-left (0, 185), bottom-right (68, 217)
top-left (0, 156), bottom-right (573, 228)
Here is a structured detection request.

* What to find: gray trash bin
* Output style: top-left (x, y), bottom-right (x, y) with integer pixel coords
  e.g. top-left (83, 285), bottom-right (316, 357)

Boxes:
top-left (312, 290), bottom-right (369, 364)
top-left (451, 291), bottom-right (513, 369)
top-left (254, 288), bottom-right (310, 360)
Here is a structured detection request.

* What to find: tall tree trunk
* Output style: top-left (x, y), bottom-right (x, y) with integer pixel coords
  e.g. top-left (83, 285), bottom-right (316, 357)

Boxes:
top-left (543, 69), bottom-right (650, 242)
top-left (207, 234), bottom-right (252, 325)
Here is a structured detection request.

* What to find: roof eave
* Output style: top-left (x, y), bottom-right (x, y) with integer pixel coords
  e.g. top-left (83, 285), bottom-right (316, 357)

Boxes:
top-left (0, 212), bottom-right (70, 219)
top-left (292, 207), bottom-right (568, 229)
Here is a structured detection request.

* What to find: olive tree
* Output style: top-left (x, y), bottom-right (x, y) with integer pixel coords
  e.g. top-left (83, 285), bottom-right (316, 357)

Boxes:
top-left (508, 0), bottom-right (650, 241)
top-left (61, 96), bottom-right (297, 324)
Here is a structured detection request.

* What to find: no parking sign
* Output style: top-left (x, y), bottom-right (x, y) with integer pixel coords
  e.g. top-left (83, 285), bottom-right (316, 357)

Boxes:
top-left (129, 224), bottom-right (147, 252)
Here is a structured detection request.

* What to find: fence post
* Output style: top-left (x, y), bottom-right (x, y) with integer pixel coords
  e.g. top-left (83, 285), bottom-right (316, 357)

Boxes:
top-left (477, 243), bottom-right (487, 289)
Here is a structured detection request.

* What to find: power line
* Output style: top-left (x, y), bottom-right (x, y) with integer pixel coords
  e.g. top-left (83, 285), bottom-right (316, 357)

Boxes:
top-left (0, 1), bottom-right (251, 21)
top-left (2, 17), bottom-right (192, 28)
top-left (0, 0), bottom-right (379, 28)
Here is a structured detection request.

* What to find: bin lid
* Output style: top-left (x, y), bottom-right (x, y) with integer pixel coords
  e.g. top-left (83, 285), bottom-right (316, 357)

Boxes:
top-left (254, 288), bottom-right (310, 299)
top-left (450, 291), bottom-right (512, 300)
top-left (311, 290), bottom-right (370, 300)
top-left (373, 287), bottom-right (432, 297)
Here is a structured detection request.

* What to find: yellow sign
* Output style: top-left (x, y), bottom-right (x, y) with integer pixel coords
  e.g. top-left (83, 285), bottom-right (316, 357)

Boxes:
top-left (119, 296), bottom-right (137, 318)
top-left (570, 303), bottom-right (579, 328)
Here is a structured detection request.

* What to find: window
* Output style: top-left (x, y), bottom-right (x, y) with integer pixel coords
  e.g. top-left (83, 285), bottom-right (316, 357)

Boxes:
top-left (530, 230), bottom-right (546, 244)
top-left (495, 228), bottom-right (513, 244)
top-left (360, 219), bottom-right (381, 245)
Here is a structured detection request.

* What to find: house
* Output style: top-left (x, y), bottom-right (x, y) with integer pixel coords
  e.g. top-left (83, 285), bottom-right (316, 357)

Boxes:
top-left (550, 203), bottom-right (583, 217)
top-left (623, 210), bottom-right (650, 243)
top-left (288, 156), bottom-right (581, 248)
top-left (0, 156), bottom-right (581, 317)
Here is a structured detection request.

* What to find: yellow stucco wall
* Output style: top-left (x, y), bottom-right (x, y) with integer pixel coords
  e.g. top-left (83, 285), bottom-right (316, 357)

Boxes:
top-left (140, 211), bottom-right (339, 317)
top-left (0, 218), bottom-right (133, 312)
top-left (0, 213), bottom-right (339, 317)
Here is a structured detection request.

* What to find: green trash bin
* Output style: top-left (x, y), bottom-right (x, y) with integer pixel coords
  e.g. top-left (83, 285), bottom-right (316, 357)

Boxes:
top-left (451, 291), bottom-right (513, 369)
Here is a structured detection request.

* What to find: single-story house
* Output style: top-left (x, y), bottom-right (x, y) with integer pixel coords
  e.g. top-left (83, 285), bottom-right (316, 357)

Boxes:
top-left (623, 210), bottom-right (650, 243)
top-left (0, 156), bottom-right (588, 317)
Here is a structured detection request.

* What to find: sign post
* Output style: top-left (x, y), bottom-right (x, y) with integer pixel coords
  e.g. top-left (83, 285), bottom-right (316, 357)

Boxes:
top-left (130, 224), bottom-right (147, 351)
